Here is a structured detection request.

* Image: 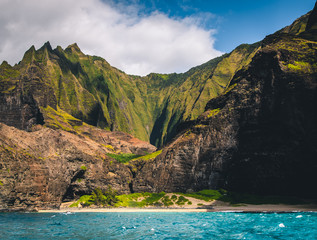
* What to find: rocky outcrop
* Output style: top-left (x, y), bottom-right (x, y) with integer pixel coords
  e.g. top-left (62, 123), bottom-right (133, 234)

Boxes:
top-left (1, 39), bottom-right (259, 147)
top-left (0, 121), bottom-right (155, 211)
top-left (133, 30), bottom-right (317, 198)
top-left (0, 61), bottom-right (56, 131)
top-left (1, 5), bottom-right (317, 211)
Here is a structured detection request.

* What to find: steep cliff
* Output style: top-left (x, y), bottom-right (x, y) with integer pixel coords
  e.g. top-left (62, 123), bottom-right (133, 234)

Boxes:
top-left (0, 39), bottom-right (259, 147)
top-left (132, 8), bottom-right (317, 198)
top-left (0, 5), bottom-right (316, 211)
top-left (0, 120), bottom-right (155, 211)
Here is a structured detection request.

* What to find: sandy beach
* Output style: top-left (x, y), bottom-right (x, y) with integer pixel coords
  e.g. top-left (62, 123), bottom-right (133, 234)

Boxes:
top-left (38, 204), bottom-right (317, 213)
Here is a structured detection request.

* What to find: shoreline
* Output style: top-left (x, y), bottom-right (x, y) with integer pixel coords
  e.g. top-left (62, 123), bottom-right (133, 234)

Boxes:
top-left (38, 204), bottom-right (317, 213)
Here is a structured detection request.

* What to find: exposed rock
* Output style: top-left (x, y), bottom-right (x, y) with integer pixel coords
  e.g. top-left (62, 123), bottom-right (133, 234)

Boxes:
top-left (0, 36), bottom-right (259, 147)
top-left (133, 32), bottom-right (317, 198)
top-left (1, 5), bottom-right (317, 211)
top-left (0, 122), bottom-right (155, 210)
top-left (0, 61), bottom-right (56, 131)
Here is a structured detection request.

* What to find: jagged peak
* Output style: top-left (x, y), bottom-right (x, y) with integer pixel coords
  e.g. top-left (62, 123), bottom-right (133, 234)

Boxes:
top-left (27, 45), bottom-right (36, 52)
top-left (65, 43), bottom-right (84, 54)
top-left (56, 45), bottom-right (63, 52)
top-left (39, 41), bottom-right (53, 52)
top-left (0, 60), bottom-right (12, 68)
top-left (21, 45), bottom-right (36, 63)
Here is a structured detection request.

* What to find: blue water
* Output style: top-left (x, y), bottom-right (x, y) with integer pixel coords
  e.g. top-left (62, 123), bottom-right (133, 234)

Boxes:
top-left (0, 212), bottom-right (316, 239)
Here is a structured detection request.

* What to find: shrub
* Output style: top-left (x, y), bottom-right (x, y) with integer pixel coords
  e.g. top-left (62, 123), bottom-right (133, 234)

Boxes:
top-left (171, 195), bottom-right (178, 202)
top-left (176, 196), bottom-right (189, 205)
top-left (161, 196), bottom-right (173, 206)
top-left (70, 186), bottom-right (118, 208)
top-left (106, 153), bottom-right (142, 163)
top-left (143, 192), bottom-right (166, 206)
top-left (80, 165), bottom-right (87, 171)
top-left (91, 186), bottom-right (118, 207)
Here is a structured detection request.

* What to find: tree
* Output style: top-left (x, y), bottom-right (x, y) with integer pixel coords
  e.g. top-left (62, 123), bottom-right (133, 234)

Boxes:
top-left (90, 186), bottom-right (118, 207)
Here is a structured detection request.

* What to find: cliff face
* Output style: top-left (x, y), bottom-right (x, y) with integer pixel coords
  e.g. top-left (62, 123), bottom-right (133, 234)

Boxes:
top-left (0, 121), bottom-right (156, 211)
top-left (0, 5), bottom-right (317, 211)
top-left (0, 39), bottom-right (258, 147)
top-left (133, 21), bottom-right (317, 198)
top-left (0, 60), bottom-right (56, 131)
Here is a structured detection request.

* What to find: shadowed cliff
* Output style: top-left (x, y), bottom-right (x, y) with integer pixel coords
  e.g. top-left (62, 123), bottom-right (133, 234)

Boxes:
top-left (0, 4), bottom-right (316, 210)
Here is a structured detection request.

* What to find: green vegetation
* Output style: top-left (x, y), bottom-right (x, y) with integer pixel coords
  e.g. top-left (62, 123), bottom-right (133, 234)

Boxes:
top-left (0, 180), bottom-right (3, 186)
top-left (161, 195), bottom-right (174, 206)
top-left (116, 192), bottom-right (194, 207)
top-left (104, 145), bottom-right (115, 151)
top-left (171, 195), bottom-right (178, 201)
top-left (287, 61), bottom-right (312, 73)
top-left (279, 12), bottom-right (310, 35)
top-left (70, 195), bottom-right (93, 207)
top-left (106, 153), bottom-right (143, 163)
top-left (114, 193), bottom-right (145, 207)
top-left (71, 188), bottom-right (305, 208)
top-left (80, 165), bottom-right (87, 171)
top-left (176, 196), bottom-right (190, 205)
top-left (0, 40), bottom-right (260, 148)
top-left (180, 189), bottom-right (225, 201)
top-left (70, 186), bottom-right (118, 207)
top-left (42, 106), bottom-right (82, 133)
top-left (207, 108), bottom-right (221, 118)
top-left (130, 150), bottom-right (162, 162)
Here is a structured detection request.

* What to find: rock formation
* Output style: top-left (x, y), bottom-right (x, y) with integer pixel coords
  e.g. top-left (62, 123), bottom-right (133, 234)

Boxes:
top-left (0, 4), bottom-right (316, 210)
top-left (0, 121), bottom-right (155, 211)
top-left (132, 7), bottom-right (317, 198)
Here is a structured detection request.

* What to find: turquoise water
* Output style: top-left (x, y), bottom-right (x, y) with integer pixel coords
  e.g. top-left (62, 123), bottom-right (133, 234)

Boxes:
top-left (0, 212), bottom-right (316, 239)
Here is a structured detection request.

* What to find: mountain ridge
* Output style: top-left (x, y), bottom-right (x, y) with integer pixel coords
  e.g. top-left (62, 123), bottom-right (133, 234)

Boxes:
top-left (0, 37), bottom-right (260, 147)
top-left (0, 5), bottom-right (316, 210)
top-left (132, 5), bottom-right (317, 197)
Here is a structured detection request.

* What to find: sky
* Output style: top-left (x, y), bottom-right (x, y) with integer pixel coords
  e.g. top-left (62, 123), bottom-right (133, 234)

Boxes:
top-left (0, 0), bottom-right (315, 76)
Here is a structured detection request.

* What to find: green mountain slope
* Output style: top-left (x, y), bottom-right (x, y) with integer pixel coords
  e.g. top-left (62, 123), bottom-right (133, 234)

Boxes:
top-left (0, 40), bottom-right (260, 147)
top-left (133, 6), bottom-right (317, 198)
top-left (0, 4), bottom-right (316, 210)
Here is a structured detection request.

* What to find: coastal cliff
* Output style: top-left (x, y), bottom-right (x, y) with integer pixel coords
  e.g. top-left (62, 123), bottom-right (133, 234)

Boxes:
top-left (132, 7), bottom-right (317, 198)
top-left (0, 4), bottom-right (316, 210)
top-left (0, 122), bottom-right (155, 211)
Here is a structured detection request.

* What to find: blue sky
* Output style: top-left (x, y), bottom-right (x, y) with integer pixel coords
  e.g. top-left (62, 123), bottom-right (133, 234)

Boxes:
top-left (109, 0), bottom-right (315, 52)
top-left (0, 0), bottom-right (315, 75)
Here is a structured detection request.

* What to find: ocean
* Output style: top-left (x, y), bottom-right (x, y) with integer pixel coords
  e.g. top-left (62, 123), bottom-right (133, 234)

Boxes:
top-left (0, 212), bottom-right (316, 239)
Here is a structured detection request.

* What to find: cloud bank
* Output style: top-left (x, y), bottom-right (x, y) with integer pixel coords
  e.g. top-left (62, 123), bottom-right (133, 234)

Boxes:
top-left (0, 0), bottom-right (222, 76)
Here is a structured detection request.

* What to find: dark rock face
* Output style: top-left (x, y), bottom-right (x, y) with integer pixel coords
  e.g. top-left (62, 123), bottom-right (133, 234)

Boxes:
top-left (1, 6), bottom-right (317, 211)
top-left (0, 123), bottom-right (134, 211)
top-left (306, 2), bottom-right (317, 31)
top-left (0, 62), bottom-right (56, 131)
top-left (133, 35), bottom-right (317, 198)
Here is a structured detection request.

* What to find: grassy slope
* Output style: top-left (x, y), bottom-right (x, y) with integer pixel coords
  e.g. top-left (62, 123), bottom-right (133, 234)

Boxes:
top-left (1, 41), bottom-right (260, 147)
top-left (139, 43), bottom-right (260, 146)
top-left (3, 10), bottom-right (310, 147)
top-left (69, 189), bottom-right (306, 208)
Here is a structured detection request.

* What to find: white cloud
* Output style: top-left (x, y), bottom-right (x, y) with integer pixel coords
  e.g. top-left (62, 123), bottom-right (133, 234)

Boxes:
top-left (0, 0), bottom-right (222, 76)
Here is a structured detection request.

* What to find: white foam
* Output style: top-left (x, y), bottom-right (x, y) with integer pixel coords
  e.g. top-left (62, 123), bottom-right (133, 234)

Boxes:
top-left (279, 223), bottom-right (285, 228)
top-left (296, 215), bottom-right (303, 218)
top-left (62, 211), bottom-right (72, 215)
top-left (151, 228), bottom-right (155, 231)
